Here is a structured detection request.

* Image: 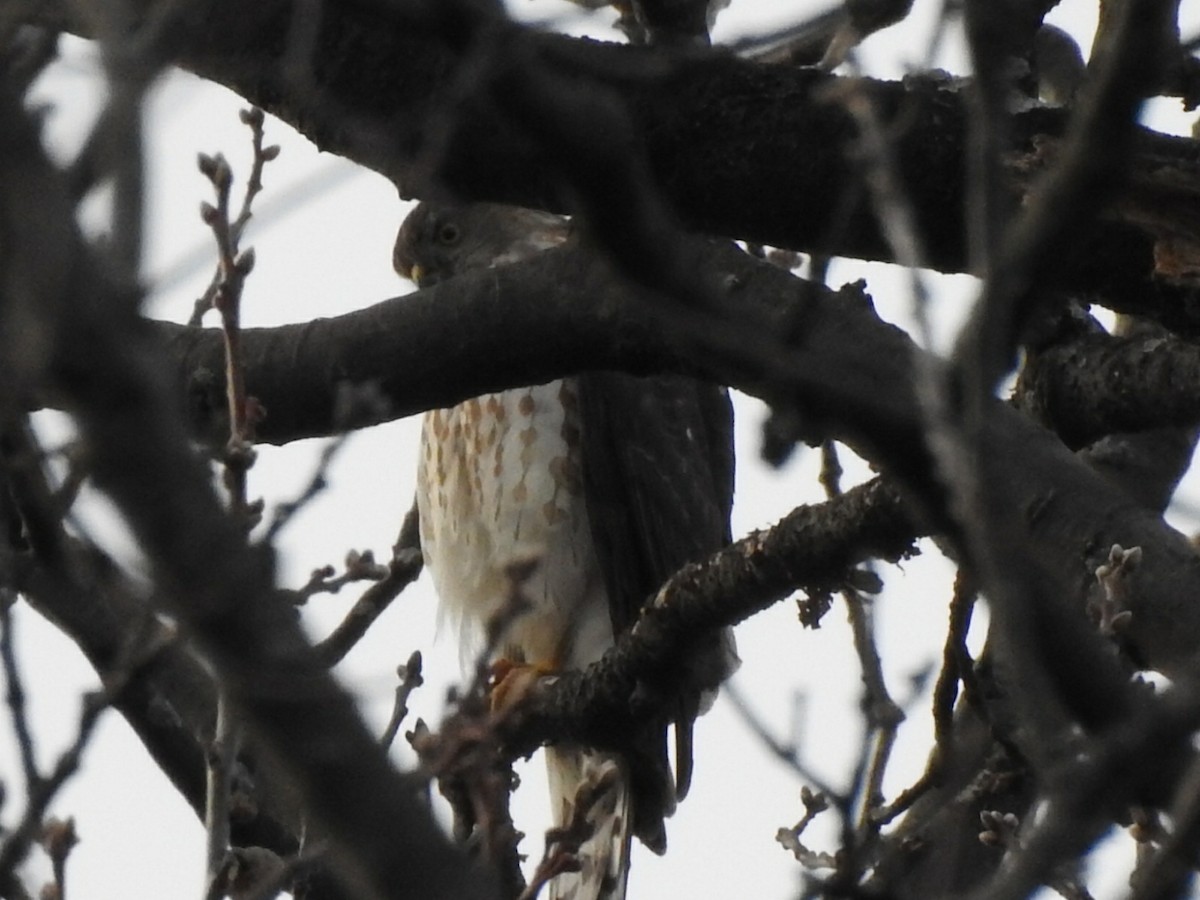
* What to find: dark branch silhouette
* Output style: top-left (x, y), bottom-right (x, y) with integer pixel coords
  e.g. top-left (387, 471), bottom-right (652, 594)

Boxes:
top-left (5, 3), bottom-right (1200, 899)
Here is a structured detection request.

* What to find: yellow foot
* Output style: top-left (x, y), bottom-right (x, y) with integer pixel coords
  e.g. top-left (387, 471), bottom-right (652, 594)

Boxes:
top-left (489, 658), bottom-right (558, 711)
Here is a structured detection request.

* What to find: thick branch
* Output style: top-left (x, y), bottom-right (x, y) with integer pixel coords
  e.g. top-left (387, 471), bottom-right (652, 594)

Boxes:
top-left (135, 239), bottom-right (1200, 453)
top-left (501, 477), bottom-right (920, 758)
top-left (105, 234), bottom-right (1200, 677)
top-left (31, 0), bottom-right (1200, 330)
top-left (1018, 325), bottom-right (1200, 449)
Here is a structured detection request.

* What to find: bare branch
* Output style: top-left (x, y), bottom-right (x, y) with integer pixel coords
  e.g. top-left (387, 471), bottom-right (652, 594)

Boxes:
top-left (0, 598), bottom-right (40, 794)
top-left (19, 2), bottom-right (1200, 330)
top-left (0, 689), bottom-right (108, 892)
top-left (0, 74), bottom-right (496, 900)
top-left (38, 817), bottom-right (78, 900)
top-left (381, 651), bottom-right (423, 752)
top-left (313, 504), bottom-right (424, 668)
top-left (204, 691), bottom-right (241, 896)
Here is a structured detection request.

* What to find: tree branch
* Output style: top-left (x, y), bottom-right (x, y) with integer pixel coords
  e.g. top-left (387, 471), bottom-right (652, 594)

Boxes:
top-left (497, 476), bottom-right (921, 759)
top-left (24, 0), bottom-right (1200, 330)
top-left (1017, 321), bottom-right (1200, 449)
top-left (0, 75), bottom-right (495, 900)
top-left (34, 231), bottom-right (1200, 680)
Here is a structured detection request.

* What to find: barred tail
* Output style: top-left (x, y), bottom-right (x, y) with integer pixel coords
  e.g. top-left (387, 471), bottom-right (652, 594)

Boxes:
top-left (545, 745), bottom-right (632, 900)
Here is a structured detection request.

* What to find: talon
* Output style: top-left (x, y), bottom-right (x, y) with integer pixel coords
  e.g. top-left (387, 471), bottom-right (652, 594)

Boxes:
top-left (489, 658), bottom-right (518, 688)
top-left (489, 658), bottom-right (558, 711)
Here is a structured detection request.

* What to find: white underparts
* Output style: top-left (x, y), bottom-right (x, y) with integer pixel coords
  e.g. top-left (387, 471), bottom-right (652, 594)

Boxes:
top-left (416, 377), bottom-right (614, 669)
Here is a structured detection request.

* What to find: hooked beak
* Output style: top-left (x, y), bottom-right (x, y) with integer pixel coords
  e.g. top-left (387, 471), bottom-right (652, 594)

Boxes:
top-left (407, 264), bottom-right (443, 289)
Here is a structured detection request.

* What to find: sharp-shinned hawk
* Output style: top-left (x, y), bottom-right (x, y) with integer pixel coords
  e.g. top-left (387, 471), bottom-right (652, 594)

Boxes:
top-left (395, 201), bottom-right (735, 900)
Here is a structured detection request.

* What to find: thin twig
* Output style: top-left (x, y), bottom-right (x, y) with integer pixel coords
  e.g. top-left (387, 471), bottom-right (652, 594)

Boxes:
top-left (294, 550), bottom-right (390, 604)
top-left (264, 382), bottom-right (393, 542)
top-left (230, 109), bottom-right (272, 243)
top-left (846, 585), bottom-right (904, 833)
top-left (933, 569), bottom-right (978, 750)
top-left (263, 434), bottom-right (351, 543)
top-left (722, 679), bottom-right (840, 798)
top-left (820, 441), bottom-right (905, 839)
top-left (189, 107), bottom-right (279, 326)
top-left (381, 651), bottom-right (424, 751)
top-left (870, 765), bottom-right (937, 827)
top-left (39, 817), bottom-right (78, 900)
top-left (203, 690), bottom-right (240, 897)
top-left (198, 149), bottom-right (256, 520)
top-left (0, 596), bottom-right (40, 794)
top-left (307, 552), bottom-right (414, 662)
top-left (193, 109), bottom-right (279, 526)
top-left (314, 502), bottom-right (424, 667)
top-left (0, 689), bottom-right (109, 886)
top-left (776, 786), bottom-right (839, 870)
top-left (819, 439), bottom-right (843, 500)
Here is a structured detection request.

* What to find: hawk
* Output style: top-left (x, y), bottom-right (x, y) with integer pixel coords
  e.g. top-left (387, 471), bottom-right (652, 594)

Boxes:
top-left (395, 201), bottom-right (735, 900)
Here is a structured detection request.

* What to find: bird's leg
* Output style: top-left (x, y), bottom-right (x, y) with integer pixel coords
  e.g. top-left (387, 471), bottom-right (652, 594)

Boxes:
top-left (488, 658), bottom-right (559, 711)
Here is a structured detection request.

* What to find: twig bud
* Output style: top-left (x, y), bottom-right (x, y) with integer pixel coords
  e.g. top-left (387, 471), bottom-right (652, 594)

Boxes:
top-left (234, 247), bottom-right (256, 275)
top-left (239, 107), bottom-right (265, 128)
top-left (213, 157), bottom-right (233, 191)
top-left (197, 152), bottom-right (219, 178)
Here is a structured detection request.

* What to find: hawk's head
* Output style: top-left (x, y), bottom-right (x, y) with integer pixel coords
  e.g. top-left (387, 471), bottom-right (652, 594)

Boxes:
top-left (393, 201), bottom-right (570, 287)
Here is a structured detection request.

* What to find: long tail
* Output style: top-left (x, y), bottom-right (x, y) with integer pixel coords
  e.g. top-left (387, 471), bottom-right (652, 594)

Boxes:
top-left (545, 745), bottom-right (632, 900)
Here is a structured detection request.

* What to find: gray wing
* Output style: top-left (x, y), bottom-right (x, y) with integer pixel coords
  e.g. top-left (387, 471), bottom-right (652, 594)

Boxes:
top-left (578, 371), bottom-right (735, 841)
top-left (580, 373), bottom-right (733, 634)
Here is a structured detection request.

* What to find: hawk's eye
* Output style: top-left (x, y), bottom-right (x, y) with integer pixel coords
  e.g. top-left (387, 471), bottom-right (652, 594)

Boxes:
top-left (437, 223), bottom-right (461, 245)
